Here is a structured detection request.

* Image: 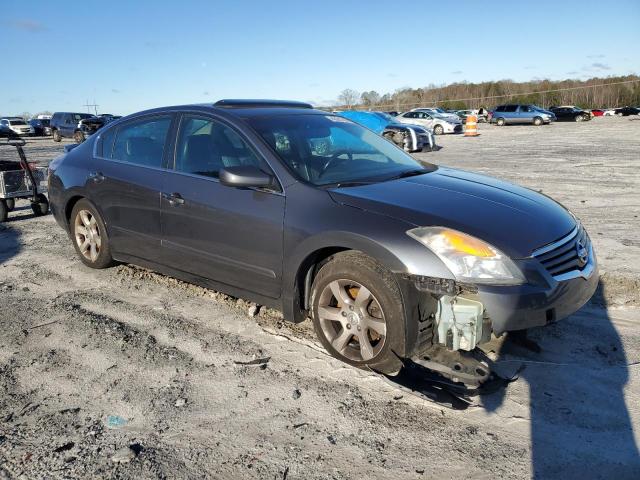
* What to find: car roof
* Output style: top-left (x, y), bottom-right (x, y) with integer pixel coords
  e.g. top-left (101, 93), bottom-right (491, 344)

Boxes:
top-left (122, 100), bottom-right (330, 121)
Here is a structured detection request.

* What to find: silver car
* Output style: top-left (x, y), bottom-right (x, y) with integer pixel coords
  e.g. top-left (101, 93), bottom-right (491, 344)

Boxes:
top-left (396, 110), bottom-right (463, 135)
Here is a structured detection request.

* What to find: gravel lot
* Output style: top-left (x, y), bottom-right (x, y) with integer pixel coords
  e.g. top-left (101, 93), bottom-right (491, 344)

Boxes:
top-left (1, 116), bottom-right (639, 479)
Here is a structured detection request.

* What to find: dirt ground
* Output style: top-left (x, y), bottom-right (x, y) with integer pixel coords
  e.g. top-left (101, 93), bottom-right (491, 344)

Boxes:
top-left (1, 117), bottom-right (639, 479)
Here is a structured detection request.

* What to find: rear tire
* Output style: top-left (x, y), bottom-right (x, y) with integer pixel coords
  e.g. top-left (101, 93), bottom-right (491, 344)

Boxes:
top-left (5, 198), bottom-right (15, 211)
top-left (496, 117), bottom-right (506, 126)
top-left (533, 116), bottom-right (543, 126)
top-left (0, 200), bottom-right (7, 223)
top-left (52, 130), bottom-right (61, 142)
top-left (30, 194), bottom-right (49, 216)
top-left (73, 131), bottom-right (84, 143)
top-left (310, 251), bottom-right (405, 374)
top-left (70, 199), bottom-right (115, 269)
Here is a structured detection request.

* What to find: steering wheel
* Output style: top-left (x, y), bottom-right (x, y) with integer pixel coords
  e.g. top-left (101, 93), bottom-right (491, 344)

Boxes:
top-left (319, 150), bottom-right (352, 178)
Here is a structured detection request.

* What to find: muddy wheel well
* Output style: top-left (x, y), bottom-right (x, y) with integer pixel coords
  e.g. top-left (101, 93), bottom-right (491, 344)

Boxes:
top-left (294, 247), bottom-right (350, 321)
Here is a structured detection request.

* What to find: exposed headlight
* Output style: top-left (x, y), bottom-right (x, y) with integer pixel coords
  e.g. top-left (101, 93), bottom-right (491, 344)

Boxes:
top-left (407, 227), bottom-right (526, 285)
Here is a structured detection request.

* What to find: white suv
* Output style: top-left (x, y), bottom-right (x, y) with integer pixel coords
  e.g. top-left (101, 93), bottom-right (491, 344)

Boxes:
top-left (0, 117), bottom-right (34, 136)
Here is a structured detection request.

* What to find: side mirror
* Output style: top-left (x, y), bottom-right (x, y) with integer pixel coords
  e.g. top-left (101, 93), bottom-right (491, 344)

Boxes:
top-left (219, 166), bottom-right (274, 189)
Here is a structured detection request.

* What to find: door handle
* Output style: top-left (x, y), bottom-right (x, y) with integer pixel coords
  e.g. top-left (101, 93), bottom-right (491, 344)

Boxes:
top-left (88, 171), bottom-right (105, 183)
top-left (162, 192), bottom-right (185, 206)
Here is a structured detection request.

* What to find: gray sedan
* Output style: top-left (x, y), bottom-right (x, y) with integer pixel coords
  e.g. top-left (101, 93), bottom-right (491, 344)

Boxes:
top-left (48, 100), bottom-right (597, 377)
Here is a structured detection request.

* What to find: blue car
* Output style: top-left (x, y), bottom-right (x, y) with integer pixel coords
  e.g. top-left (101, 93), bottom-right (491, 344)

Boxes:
top-left (490, 104), bottom-right (556, 126)
top-left (336, 111), bottom-right (435, 152)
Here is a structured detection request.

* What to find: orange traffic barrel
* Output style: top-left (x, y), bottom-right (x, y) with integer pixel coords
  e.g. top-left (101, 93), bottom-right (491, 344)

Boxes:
top-left (465, 114), bottom-right (479, 136)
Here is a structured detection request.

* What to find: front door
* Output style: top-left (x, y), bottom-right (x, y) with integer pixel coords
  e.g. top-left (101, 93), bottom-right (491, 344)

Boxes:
top-left (160, 114), bottom-right (285, 299)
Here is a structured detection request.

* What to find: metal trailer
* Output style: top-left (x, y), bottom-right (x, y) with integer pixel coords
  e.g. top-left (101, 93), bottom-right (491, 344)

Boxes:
top-left (0, 137), bottom-right (49, 222)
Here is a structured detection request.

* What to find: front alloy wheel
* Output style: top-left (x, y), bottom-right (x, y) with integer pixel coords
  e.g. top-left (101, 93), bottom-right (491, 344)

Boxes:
top-left (317, 279), bottom-right (386, 362)
top-left (310, 251), bottom-right (406, 374)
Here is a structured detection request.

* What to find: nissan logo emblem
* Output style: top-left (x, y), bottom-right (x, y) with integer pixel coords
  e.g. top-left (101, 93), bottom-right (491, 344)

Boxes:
top-left (576, 241), bottom-right (588, 267)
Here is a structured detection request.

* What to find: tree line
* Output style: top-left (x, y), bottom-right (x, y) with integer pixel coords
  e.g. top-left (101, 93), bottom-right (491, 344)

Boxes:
top-left (335, 75), bottom-right (640, 111)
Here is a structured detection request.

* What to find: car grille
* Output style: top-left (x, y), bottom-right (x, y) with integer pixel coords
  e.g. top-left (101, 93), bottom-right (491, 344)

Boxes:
top-left (532, 225), bottom-right (591, 279)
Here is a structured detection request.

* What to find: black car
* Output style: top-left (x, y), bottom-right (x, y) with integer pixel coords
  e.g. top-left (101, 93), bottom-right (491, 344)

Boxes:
top-left (614, 106), bottom-right (640, 116)
top-left (77, 114), bottom-right (122, 142)
top-left (50, 112), bottom-right (93, 142)
top-left (47, 99), bottom-right (598, 376)
top-left (29, 118), bottom-right (52, 136)
top-left (549, 106), bottom-right (591, 122)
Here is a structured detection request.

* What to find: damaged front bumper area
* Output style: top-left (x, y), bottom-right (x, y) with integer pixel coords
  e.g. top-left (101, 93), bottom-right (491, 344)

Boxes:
top-left (404, 249), bottom-right (599, 354)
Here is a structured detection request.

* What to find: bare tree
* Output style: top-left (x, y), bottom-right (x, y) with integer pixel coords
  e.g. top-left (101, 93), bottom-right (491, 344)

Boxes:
top-left (360, 90), bottom-right (381, 108)
top-left (338, 89), bottom-right (360, 109)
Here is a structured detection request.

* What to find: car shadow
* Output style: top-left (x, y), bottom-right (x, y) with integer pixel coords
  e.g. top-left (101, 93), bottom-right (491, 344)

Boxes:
top-left (0, 222), bottom-right (21, 265)
top-left (481, 279), bottom-right (640, 478)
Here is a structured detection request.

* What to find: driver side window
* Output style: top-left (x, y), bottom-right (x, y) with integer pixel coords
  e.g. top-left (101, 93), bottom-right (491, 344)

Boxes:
top-left (174, 115), bottom-right (264, 178)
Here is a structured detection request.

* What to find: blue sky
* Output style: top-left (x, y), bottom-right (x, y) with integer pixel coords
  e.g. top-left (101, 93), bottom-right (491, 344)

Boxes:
top-left (1, 0), bottom-right (638, 115)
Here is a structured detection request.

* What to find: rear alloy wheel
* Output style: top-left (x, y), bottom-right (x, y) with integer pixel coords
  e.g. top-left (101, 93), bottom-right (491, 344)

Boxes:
top-left (496, 117), bottom-right (505, 126)
top-left (433, 124), bottom-right (444, 135)
top-left (52, 130), bottom-right (61, 142)
top-left (311, 251), bottom-right (405, 374)
top-left (533, 116), bottom-right (543, 126)
top-left (70, 199), bottom-right (115, 269)
top-left (74, 131), bottom-right (85, 143)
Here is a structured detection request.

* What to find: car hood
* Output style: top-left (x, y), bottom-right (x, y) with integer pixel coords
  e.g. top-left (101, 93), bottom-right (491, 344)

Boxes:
top-left (328, 167), bottom-right (576, 258)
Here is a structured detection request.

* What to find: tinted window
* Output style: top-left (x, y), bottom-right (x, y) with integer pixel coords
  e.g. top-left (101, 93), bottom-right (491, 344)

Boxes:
top-left (519, 105), bottom-right (532, 113)
top-left (98, 126), bottom-right (117, 158)
top-left (504, 105), bottom-right (518, 112)
top-left (174, 115), bottom-right (263, 178)
top-left (111, 116), bottom-right (171, 168)
top-left (403, 112), bottom-right (416, 118)
top-left (495, 106), bottom-right (505, 112)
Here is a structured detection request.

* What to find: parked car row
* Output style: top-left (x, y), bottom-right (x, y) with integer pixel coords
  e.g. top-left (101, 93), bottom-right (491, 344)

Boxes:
top-left (0, 112), bottom-right (122, 141)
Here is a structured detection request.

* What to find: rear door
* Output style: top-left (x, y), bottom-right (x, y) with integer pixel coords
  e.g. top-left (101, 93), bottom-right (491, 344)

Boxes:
top-left (88, 114), bottom-right (175, 260)
top-left (160, 113), bottom-right (285, 298)
top-left (503, 105), bottom-right (518, 123)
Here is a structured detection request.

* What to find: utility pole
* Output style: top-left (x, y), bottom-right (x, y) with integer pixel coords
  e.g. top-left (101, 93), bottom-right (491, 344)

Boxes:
top-left (84, 100), bottom-right (99, 115)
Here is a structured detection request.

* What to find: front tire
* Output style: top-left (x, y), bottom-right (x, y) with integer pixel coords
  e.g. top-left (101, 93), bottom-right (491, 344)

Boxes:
top-left (52, 130), bottom-right (61, 142)
top-left (575, 115), bottom-right (584, 122)
top-left (70, 199), bottom-right (115, 269)
top-left (310, 251), bottom-right (405, 374)
top-left (433, 124), bottom-right (444, 135)
top-left (533, 116), bottom-right (543, 126)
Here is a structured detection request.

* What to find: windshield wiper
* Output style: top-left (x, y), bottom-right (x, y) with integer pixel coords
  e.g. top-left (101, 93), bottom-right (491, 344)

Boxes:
top-left (320, 180), bottom-right (378, 189)
top-left (385, 169), bottom-right (430, 181)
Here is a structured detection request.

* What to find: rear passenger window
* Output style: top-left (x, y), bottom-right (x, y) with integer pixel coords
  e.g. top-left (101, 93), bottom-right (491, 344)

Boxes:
top-left (174, 115), bottom-right (263, 178)
top-left (97, 127), bottom-right (116, 158)
top-left (495, 106), bottom-right (505, 112)
top-left (111, 116), bottom-right (171, 168)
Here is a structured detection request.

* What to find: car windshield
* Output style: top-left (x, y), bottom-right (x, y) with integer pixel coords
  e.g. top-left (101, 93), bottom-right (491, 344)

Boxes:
top-left (11, 120), bottom-right (27, 125)
top-left (246, 114), bottom-right (435, 187)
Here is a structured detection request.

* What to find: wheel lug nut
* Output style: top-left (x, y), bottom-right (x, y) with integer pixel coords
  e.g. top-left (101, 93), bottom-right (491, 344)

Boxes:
top-left (341, 311), bottom-right (347, 317)
top-left (357, 326), bottom-right (361, 331)
top-left (346, 324), bottom-right (351, 329)
top-left (349, 306), bottom-right (354, 311)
